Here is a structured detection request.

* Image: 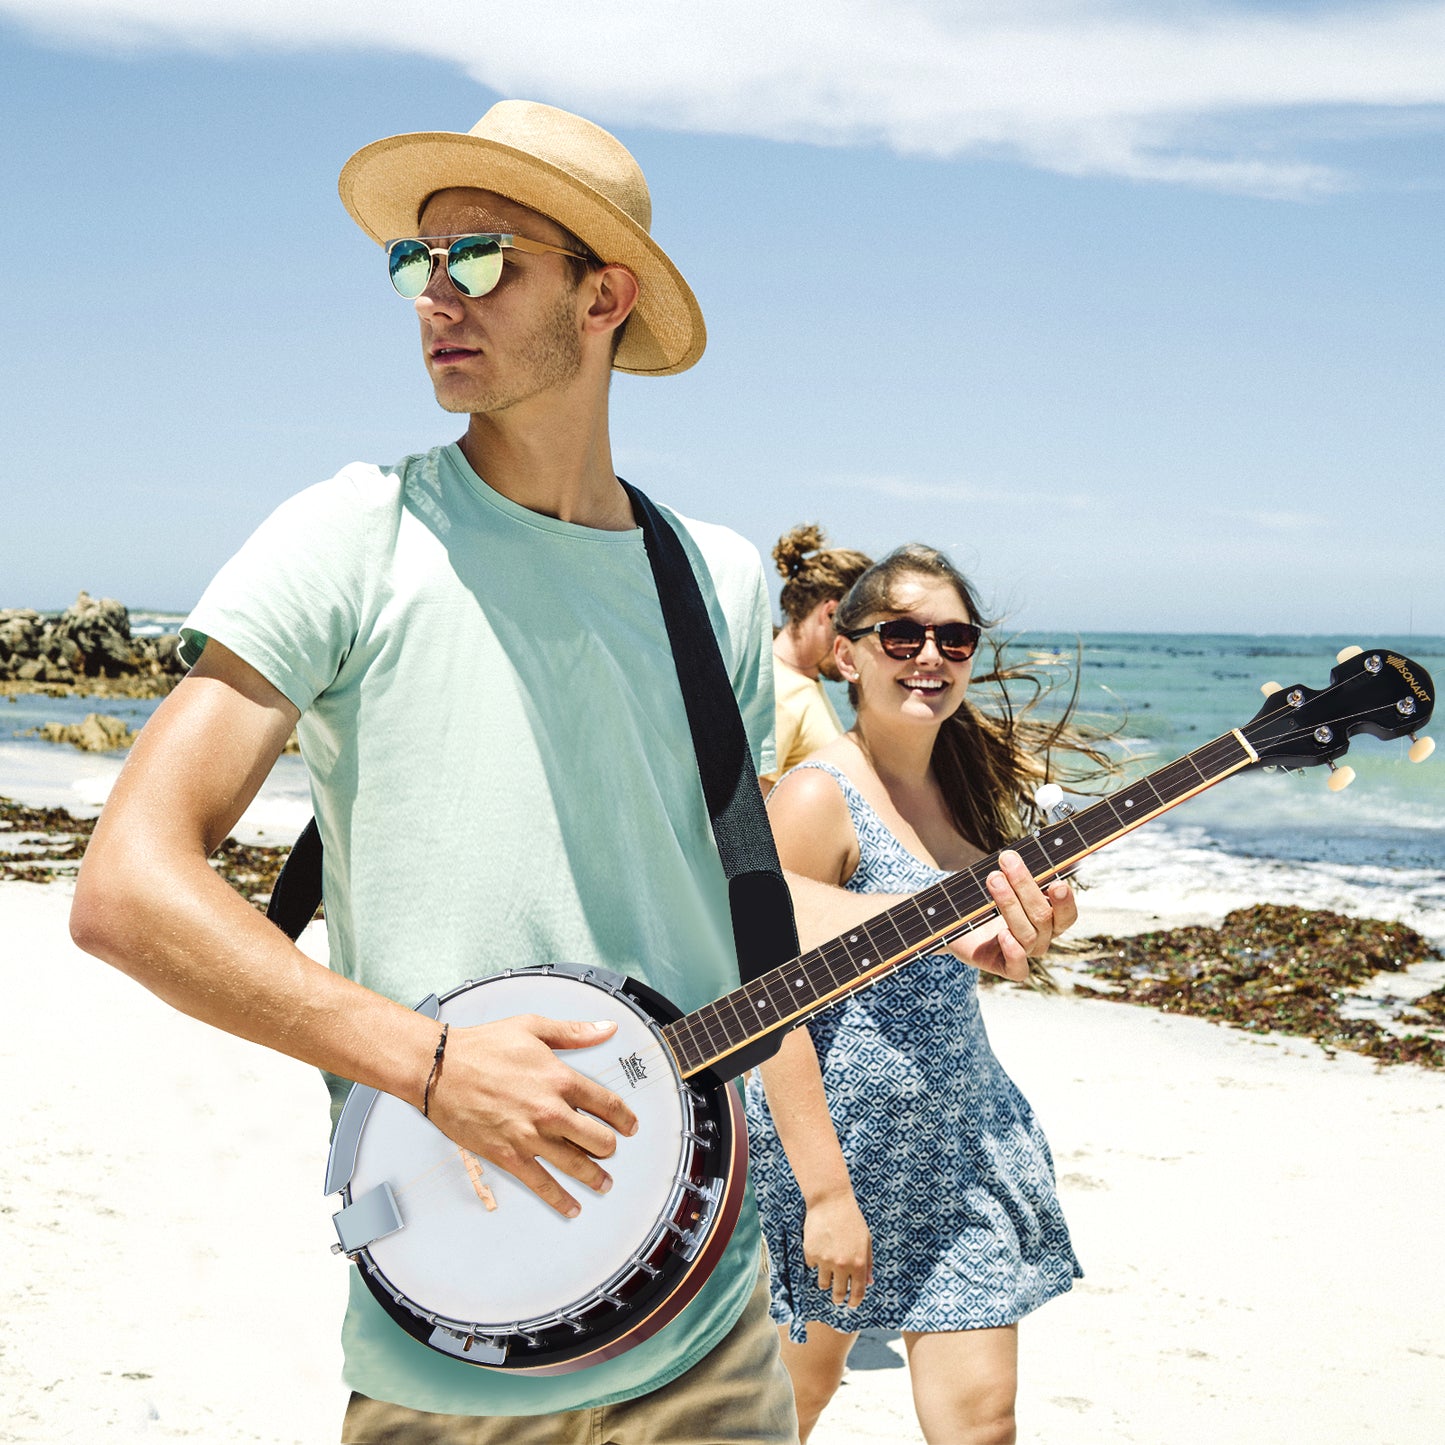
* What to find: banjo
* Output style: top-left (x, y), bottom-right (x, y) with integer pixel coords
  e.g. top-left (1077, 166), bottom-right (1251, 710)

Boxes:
top-left (324, 646), bottom-right (1434, 1374)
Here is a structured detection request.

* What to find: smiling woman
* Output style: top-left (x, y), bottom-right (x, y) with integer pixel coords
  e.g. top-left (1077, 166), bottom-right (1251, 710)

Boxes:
top-left (745, 542), bottom-right (1120, 1445)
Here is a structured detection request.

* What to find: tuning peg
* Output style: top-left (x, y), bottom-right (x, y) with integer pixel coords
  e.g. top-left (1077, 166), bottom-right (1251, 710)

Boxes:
top-left (1033, 783), bottom-right (1064, 813)
top-left (1409, 735), bottom-right (1436, 764)
top-left (1032, 782), bottom-right (1075, 824)
top-left (1326, 762), bottom-right (1356, 792)
top-left (1336, 645), bottom-right (1363, 663)
top-left (1260, 681), bottom-right (1282, 697)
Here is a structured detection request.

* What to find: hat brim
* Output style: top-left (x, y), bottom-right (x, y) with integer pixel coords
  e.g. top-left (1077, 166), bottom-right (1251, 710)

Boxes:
top-left (339, 132), bottom-right (705, 377)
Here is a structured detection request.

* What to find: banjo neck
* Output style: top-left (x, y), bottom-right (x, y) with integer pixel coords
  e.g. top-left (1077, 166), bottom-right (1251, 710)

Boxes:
top-left (661, 728), bottom-right (1260, 1082)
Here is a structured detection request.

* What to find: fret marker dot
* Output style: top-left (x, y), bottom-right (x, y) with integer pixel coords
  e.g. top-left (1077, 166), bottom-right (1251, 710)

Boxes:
top-left (926, 907), bottom-right (935, 916)
top-left (862, 958), bottom-right (870, 966)
top-left (756, 1000), bottom-right (768, 1009)
top-left (849, 934), bottom-right (858, 942)
top-left (1125, 799), bottom-right (1133, 808)
top-left (795, 980), bottom-right (805, 988)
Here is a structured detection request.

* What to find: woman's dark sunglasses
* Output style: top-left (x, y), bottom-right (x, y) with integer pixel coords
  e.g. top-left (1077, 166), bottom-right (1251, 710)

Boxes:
top-left (386, 233), bottom-right (591, 300)
top-left (840, 619), bottom-right (982, 662)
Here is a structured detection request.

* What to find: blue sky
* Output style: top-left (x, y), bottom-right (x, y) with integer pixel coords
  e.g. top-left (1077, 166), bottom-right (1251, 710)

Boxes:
top-left (1, 2), bottom-right (1442, 635)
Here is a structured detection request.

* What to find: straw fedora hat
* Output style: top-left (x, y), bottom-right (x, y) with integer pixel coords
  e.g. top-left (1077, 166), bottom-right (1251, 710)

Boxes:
top-left (339, 100), bottom-right (705, 377)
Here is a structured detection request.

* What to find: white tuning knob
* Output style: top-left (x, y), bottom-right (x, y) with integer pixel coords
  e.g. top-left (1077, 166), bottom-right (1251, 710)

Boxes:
top-left (1033, 783), bottom-right (1064, 814)
top-left (1336, 645), bottom-right (1363, 663)
top-left (1327, 764), bottom-right (1356, 792)
top-left (1260, 681), bottom-right (1282, 697)
top-left (1409, 735), bottom-right (1436, 764)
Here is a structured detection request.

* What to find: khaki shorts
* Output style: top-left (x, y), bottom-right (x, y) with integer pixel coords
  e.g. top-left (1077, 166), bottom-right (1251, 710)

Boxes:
top-left (341, 1266), bottom-right (799, 1445)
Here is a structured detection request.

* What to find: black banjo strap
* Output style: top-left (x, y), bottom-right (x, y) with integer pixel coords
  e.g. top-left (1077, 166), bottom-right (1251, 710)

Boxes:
top-left (265, 481), bottom-right (799, 1033)
top-left (619, 481), bottom-right (802, 1003)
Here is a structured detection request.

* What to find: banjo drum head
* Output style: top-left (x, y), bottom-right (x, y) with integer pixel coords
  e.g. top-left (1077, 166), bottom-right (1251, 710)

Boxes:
top-left (345, 972), bottom-right (688, 1331)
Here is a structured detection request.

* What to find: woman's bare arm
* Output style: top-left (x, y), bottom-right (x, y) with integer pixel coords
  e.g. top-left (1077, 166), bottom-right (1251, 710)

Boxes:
top-left (757, 769), bottom-right (874, 1306)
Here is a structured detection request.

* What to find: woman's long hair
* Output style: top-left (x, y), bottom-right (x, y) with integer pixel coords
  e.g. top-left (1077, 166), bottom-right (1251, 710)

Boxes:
top-left (835, 544), bottom-right (1121, 855)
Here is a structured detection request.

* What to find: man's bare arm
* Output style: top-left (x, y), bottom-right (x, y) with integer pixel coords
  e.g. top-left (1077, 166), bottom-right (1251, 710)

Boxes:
top-left (70, 641), bottom-right (636, 1216)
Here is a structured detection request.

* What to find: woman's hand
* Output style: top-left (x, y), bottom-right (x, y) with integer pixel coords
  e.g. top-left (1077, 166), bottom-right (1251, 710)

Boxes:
top-left (803, 1188), bottom-right (874, 1308)
top-left (949, 852), bottom-right (1077, 981)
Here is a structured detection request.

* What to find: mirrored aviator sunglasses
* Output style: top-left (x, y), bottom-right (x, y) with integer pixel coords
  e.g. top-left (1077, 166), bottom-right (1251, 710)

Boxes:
top-left (386, 233), bottom-right (591, 301)
top-left (841, 619), bottom-right (982, 662)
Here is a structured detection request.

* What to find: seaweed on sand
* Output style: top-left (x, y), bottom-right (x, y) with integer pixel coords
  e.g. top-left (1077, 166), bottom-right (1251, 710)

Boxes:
top-left (0, 795), bottom-right (295, 908)
top-left (1077, 903), bottom-right (1444, 1069)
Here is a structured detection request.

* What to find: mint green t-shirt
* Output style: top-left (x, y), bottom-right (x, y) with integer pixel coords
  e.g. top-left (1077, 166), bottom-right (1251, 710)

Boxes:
top-left (181, 444), bottom-right (777, 1416)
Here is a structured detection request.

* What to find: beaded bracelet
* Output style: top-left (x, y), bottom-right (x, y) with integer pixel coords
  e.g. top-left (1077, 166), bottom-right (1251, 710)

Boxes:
top-left (421, 1022), bottom-right (450, 1118)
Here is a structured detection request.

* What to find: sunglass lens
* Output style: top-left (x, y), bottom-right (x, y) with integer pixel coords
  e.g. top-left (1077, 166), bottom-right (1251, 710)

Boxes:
top-left (388, 240), bottom-right (434, 299)
top-left (878, 621), bottom-right (927, 659)
top-left (446, 236), bottom-right (504, 297)
top-left (936, 624), bottom-right (980, 660)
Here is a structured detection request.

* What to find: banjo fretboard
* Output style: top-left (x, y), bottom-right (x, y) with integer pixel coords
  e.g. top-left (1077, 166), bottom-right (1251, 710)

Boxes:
top-left (662, 728), bottom-right (1258, 1079)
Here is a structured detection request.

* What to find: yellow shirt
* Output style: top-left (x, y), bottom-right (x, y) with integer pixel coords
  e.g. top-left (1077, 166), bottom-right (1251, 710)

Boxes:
top-left (763, 657), bottom-right (843, 782)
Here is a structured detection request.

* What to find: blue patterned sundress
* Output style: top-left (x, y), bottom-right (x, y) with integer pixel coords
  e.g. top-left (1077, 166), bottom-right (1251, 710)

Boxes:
top-left (745, 761), bottom-right (1080, 1343)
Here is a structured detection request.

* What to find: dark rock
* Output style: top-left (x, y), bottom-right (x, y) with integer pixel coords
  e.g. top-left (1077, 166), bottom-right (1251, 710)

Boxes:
top-left (151, 634), bottom-right (183, 669)
top-left (58, 591), bottom-right (136, 677)
top-left (0, 593), bottom-right (185, 693)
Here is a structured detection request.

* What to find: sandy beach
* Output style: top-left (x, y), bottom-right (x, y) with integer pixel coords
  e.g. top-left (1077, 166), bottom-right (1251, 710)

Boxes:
top-left (4, 873), bottom-right (1442, 1444)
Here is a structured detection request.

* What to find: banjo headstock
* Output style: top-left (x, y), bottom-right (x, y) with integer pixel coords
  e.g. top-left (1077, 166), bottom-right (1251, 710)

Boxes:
top-left (1242, 645), bottom-right (1435, 787)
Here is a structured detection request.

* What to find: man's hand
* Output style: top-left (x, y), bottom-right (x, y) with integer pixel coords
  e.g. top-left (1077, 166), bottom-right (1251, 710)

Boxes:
top-left (426, 1014), bottom-right (640, 1218)
top-left (947, 850), bottom-right (1076, 981)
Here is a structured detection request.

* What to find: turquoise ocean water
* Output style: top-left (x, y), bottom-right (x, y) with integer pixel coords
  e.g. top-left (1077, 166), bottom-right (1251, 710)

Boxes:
top-left (1015, 632), bottom-right (1445, 873)
top-left (4, 625), bottom-right (1443, 939)
top-left (829, 631), bottom-right (1445, 942)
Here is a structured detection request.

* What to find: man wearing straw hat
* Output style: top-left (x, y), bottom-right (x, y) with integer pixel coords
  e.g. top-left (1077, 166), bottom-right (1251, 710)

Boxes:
top-left (73, 100), bottom-right (800, 1440)
top-left (73, 99), bottom-right (1070, 1440)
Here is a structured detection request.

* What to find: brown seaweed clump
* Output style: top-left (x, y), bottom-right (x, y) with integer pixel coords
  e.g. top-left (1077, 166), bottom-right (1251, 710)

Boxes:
top-left (1408, 988), bottom-right (1445, 1023)
top-left (0, 795), bottom-right (292, 909)
top-left (1077, 903), bottom-right (1444, 1069)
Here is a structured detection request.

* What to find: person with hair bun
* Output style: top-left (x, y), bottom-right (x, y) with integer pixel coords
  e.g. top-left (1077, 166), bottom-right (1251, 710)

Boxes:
top-left (763, 525), bottom-right (873, 794)
top-left (748, 544), bottom-right (1117, 1445)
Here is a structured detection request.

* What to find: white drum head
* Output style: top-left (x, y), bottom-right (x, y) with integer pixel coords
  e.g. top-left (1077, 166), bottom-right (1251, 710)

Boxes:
top-left (347, 973), bottom-right (686, 1328)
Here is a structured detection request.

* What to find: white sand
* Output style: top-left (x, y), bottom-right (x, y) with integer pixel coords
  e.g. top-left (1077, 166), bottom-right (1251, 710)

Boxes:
top-left (4, 881), bottom-right (1443, 1444)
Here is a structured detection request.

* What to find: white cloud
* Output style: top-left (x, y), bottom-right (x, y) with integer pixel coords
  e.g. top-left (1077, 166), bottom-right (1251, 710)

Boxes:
top-left (6, 1), bottom-right (1445, 195)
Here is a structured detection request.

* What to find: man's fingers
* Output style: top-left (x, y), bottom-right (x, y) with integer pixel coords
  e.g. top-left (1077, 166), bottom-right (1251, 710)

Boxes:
top-left (567, 1073), bottom-right (639, 1141)
top-left (538, 1138), bottom-right (615, 1197)
top-left (515, 1015), bottom-right (640, 1139)
top-left (494, 1140), bottom-right (616, 1218)
top-left (503, 1155), bottom-right (583, 1219)
top-left (530, 1015), bottom-right (618, 1051)
top-left (554, 1105), bottom-right (620, 1161)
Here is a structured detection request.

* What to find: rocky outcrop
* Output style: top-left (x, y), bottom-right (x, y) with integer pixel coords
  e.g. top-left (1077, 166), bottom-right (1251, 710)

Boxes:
top-left (27, 713), bottom-right (140, 752)
top-left (0, 593), bottom-right (185, 694)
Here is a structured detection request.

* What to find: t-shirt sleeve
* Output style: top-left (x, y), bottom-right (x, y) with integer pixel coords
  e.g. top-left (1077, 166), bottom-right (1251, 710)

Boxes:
top-left (179, 472), bottom-right (382, 714)
top-left (734, 560), bottom-right (778, 778)
top-left (762, 693), bottom-right (800, 785)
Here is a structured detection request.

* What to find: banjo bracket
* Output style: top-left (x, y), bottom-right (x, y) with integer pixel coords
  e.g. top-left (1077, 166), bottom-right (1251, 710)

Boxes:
top-left (332, 1182), bottom-right (403, 1254)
